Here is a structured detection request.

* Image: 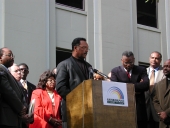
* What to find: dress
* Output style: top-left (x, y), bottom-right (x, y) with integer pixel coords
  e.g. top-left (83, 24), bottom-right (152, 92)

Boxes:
top-left (29, 89), bottom-right (62, 128)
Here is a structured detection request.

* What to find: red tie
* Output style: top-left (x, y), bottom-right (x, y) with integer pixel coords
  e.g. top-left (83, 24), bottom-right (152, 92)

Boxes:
top-left (126, 72), bottom-right (131, 79)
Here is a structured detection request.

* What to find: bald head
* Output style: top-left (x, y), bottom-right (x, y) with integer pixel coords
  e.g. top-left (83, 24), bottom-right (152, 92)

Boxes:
top-left (163, 59), bottom-right (170, 78)
top-left (0, 47), bottom-right (14, 68)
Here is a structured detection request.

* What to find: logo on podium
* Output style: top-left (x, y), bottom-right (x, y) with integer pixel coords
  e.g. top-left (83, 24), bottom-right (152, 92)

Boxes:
top-left (107, 86), bottom-right (125, 105)
top-left (102, 81), bottom-right (128, 107)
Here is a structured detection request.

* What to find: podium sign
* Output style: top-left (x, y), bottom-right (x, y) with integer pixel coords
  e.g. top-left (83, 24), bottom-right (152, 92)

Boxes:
top-left (102, 81), bottom-right (128, 107)
top-left (66, 80), bottom-right (137, 128)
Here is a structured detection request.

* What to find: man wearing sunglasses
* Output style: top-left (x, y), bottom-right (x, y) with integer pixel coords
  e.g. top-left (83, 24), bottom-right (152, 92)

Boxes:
top-left (18, 63), bottom-right (36, 106)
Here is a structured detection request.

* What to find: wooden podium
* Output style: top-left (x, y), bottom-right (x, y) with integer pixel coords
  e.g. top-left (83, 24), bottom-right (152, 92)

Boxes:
top-left (66, 80), bottom-right (137, 128)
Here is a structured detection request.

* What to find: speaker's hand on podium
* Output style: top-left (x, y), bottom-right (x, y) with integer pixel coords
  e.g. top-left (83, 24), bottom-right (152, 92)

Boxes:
top-left (93, 73), bottom-right (105, 80)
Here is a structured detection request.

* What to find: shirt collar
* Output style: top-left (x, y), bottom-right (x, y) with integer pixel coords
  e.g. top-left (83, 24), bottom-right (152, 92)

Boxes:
top-left (20, 79), bottom-right (27, 83)
top-left (150, 66), bottom-right (160, 72)
top-left (124, 68), bottom-right (132, 73)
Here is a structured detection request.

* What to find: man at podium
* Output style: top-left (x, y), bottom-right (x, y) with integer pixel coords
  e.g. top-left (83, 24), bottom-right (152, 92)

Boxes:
top-left (110, 51), bottom-right (149, 128)
top-left (56, 37), bottom-right (97, 128)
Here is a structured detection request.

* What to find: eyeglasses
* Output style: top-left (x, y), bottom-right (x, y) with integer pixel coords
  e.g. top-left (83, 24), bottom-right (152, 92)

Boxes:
top-left (78, 45), bottom-right (90, 51)
top-left (3, 54), bottom-right (15, 58)
top-left (47, 79), bottom-right (56, 83)
top-left (20, 68), bottom-right (28, 71)
top-left (122, 61), bottom-right (134, 65)
top-left (13, 69), bottom-right (21, 73)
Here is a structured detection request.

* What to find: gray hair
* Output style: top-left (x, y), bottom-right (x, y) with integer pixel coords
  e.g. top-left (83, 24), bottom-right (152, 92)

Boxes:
top-left (150, 51), bottom-right (162, 59)
top-left (122, 51), bottom-right (134, 57)
top-left (8, 63), bottom-right (18, 72)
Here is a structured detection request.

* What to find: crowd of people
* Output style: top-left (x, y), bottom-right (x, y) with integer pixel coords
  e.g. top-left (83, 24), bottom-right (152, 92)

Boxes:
top-left (0, 37), bottom-right (170, 128)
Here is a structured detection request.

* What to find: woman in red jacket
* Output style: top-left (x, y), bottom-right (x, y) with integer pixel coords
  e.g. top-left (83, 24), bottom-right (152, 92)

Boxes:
top-left (29, 70), bottom-right (62, 128)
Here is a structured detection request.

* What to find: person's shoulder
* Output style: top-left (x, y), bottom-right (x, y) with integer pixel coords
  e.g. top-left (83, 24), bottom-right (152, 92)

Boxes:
top-left (155, 78), bottom-right (166, 89)
top-left (54, 91), bottom-right (62, 98)
top-left (133, 65), bottom-right (146, 70)
top-left (32, 89), bottom-right (43, 94)
top-left (57, 57), bottom-right (72, 67)
top-left (27, 81), bottom-right (36, 88)
top-left (146, 66), bottom-right (150, 70)
top-left (111, 66), bottom-right (121, 71)
top-left (158, 66), bottom-right (163, 70)
top-left (0, 70), bottom-right (5, 75)
top-left (157, 77), bottom-right (166, 85)
top-left (0, 65), bottom-right (6, 73)
top-left (85, 61), bottom-right (92, 67)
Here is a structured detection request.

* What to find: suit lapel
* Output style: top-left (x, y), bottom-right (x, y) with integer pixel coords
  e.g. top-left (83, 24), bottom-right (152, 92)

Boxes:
top-left (27, 82), bottom-right (31, 96)
top-left (147, 67), bottom-right (150, 75)
top-left (164, 79), bottom-right (170, 97)
top-left (70, 57), bottom-right (88, 80)
top-left (54, 91), bottom-right (61, 116)
top-left (131, 66), bottom-right (139, 83)
top-left (120, 66), bottom-right (130, 82)
top-left (155, 67), bottom-right (164, 83)
top-left (42, 90), bottom-right (58, 116)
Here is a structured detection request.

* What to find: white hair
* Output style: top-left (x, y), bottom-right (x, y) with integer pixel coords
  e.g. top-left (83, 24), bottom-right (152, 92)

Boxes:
top-left (8, 63), bottom-right (18, 72)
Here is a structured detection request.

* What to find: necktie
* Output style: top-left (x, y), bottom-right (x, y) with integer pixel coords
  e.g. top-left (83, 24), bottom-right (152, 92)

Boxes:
top-left (150, 70), bottom-right (155, 91)
top-left (22, 81), bottom-right (27, 90)
top-left (126, 71), bottom-right (131, 79)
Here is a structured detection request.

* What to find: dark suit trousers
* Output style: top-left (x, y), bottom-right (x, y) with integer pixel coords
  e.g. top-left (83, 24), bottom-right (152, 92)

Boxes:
top-left (0, 126), bottom-right (18, 128)
top-left (62, 122), bottom-right (67, 128)
top-left (137, 121), bottom-right (147, 128)
top-left (147, 118), bottom-right (159, 128)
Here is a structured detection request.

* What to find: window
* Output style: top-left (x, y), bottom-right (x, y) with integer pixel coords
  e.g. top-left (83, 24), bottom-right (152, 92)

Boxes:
top-left (56, 47), bottom-right (72, 67)
top-left (56, 0), bottom-right (84, 10)
top-left (139, 62), bottom-right (149, 68)
top-left (137, 0), bottom-right (157, 28)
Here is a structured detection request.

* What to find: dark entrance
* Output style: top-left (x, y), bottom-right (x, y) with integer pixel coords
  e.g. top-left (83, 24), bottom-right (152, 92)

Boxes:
top-left (56, 47), bottom-right (72, 67)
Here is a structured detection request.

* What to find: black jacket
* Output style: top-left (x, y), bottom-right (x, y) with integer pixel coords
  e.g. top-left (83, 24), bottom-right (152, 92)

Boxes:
top-left (56, 56), bottom-right (93, 121)
top-left (0, 65), bottom-right (26, 127)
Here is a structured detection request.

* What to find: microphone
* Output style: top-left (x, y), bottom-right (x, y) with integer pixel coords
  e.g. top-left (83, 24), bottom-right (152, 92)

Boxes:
top-left (88, 67), bottom-right (94, 79)
top-left (93, 69), bottom-right (110, 79)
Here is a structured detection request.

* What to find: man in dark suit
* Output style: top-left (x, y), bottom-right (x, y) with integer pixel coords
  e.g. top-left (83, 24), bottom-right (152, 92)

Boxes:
top-left (56, 37), bottom-right (94, 128)
top-left (153, 59), bottom-right (170, 128)
top-left (145, 51), bottom-right (165, 128)
top-left (0, 47), bottom-right (33, 128)
top-left (110, 51), bottom-right (149, 128)
top-left (9, 63), bottom-right (34, 128)
top-left (18, 63), bottom-right (36, 105)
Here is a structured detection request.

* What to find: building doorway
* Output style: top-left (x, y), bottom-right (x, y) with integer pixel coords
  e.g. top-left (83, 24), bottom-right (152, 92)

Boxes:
top-left (56, 47), bottom-right (72, 67)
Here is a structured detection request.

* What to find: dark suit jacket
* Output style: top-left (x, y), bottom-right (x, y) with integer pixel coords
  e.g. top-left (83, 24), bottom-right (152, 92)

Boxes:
top-left (145, 67), bottom-right (165, 122)
top-left (0, 64), bottom-right (25, 127)
top-left (110, 65), bottom-right (149, 121)
top-left (56, 56), bottom-right (93, 121)
top-left (27, 81), bottom-right (36, 105)
top-left (21, 81), bottom-right (36, 106)
top-left (19, 81), bottom-right (35, 128)
top-left (153, 78), bottom-right (170, 128)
